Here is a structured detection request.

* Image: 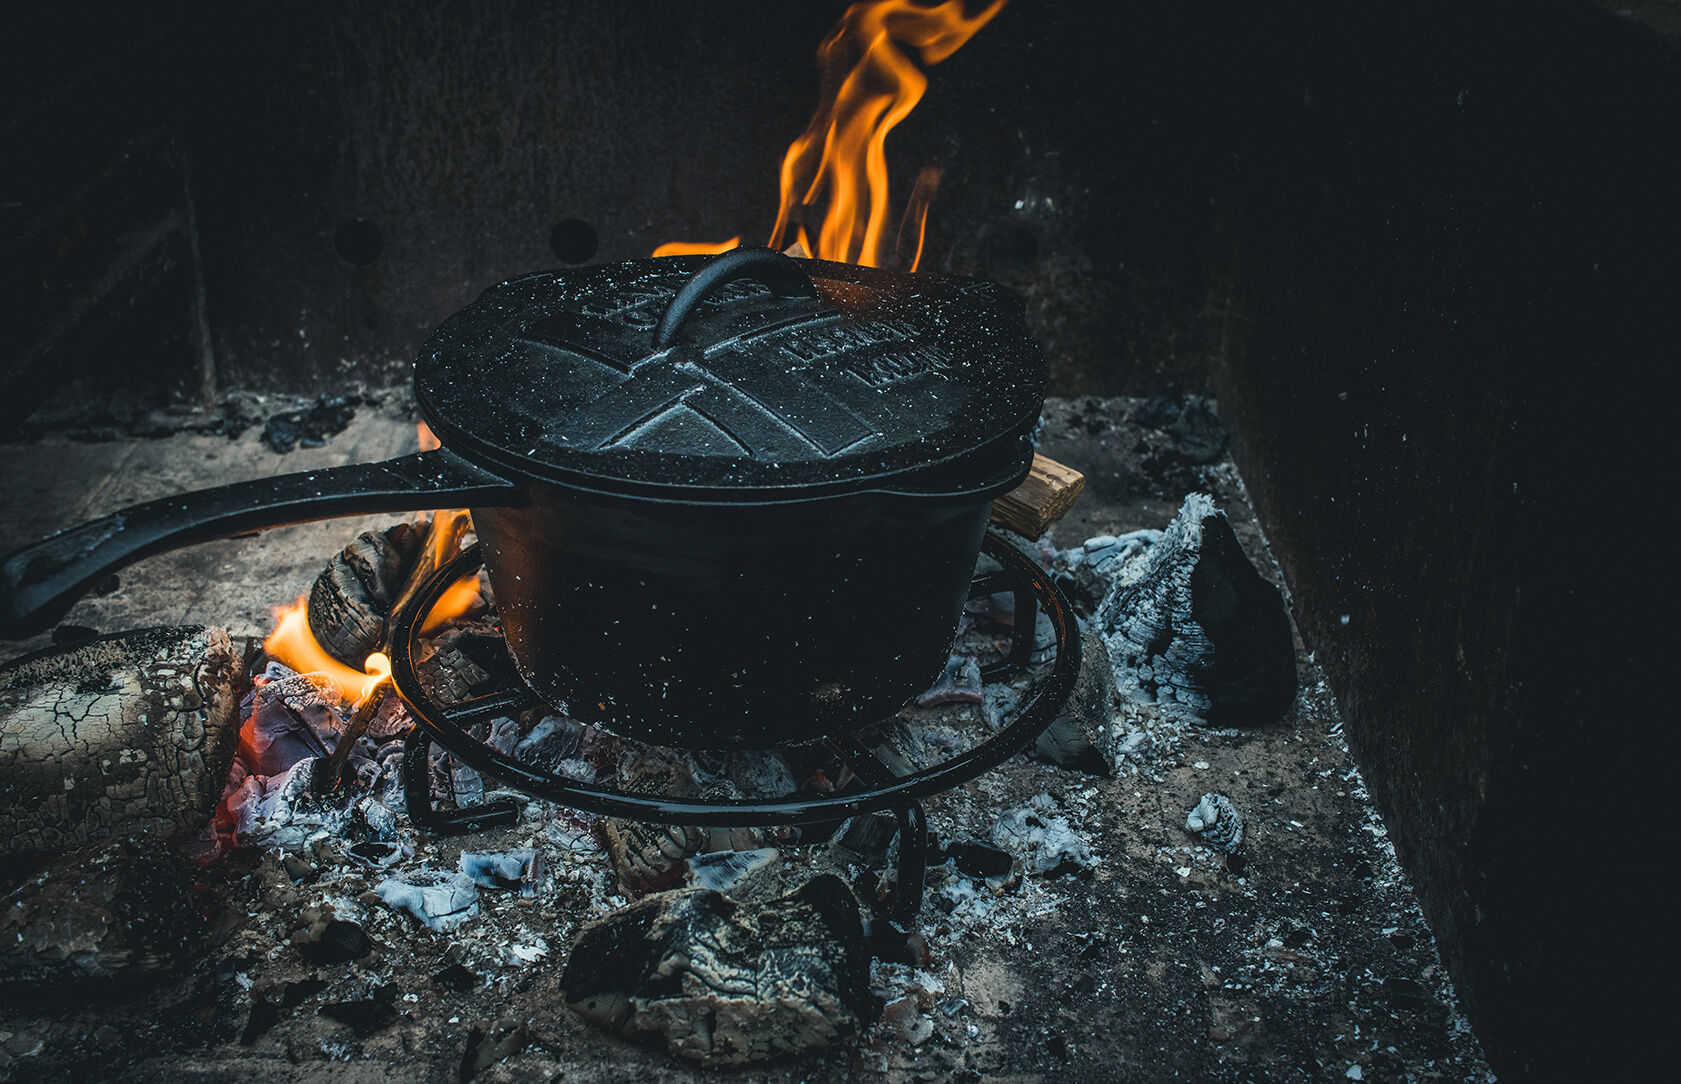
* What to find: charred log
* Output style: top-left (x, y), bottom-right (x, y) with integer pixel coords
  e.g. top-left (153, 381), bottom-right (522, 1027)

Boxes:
top-left (0, 626), bottom-right (241, 857)
top-left (306, 522), bottom-right (423, 667)
top-left (560, 874), bottom-right (871, 1065)
top-left (601, 763), bottom-right (705, 896)
top-left (0, 836), bottom-right (211, 990)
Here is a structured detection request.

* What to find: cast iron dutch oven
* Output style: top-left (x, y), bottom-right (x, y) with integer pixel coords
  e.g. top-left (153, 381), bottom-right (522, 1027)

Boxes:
top-left (0, 248), bottom-right (1045, 748)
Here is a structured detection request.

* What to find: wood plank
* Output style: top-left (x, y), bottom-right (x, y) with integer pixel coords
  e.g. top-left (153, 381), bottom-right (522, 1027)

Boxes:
top-left (989, 453), bottom-right (1086, 539)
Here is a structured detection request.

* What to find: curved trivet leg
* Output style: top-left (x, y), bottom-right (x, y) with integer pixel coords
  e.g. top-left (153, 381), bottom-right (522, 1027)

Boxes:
top-left (890, 802), bottom-right (928, 925)
top-left (401, 724), bottom-right (521, 835)
top-left (971, 556), bottom-right (1039, 682)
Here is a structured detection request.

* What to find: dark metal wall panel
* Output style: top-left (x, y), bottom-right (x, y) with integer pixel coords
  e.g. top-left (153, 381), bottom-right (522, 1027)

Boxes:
top-left (179, 1), bottom-right (1227, 396)
top-left (1204, 3), bottom-right (1669, 1077)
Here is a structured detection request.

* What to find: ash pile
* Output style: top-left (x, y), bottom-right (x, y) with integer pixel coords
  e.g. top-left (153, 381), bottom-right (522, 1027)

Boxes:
top-left (0, 464), bottom-right (1302, 1072)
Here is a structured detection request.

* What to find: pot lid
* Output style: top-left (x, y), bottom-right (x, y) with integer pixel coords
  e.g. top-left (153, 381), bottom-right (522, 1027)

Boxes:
top-left (415, 248), bottom-right (1044, 499)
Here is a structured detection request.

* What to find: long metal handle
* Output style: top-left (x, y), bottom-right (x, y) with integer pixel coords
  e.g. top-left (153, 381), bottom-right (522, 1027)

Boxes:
top-left (0, 448), bottom-right (523, 639)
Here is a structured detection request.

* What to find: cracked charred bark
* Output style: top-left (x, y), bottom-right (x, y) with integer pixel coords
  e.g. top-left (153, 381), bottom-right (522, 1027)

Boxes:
top-left (560, 873), bottom-right (872, 1066)
top-left (0, 626), bottom-right (241, 856)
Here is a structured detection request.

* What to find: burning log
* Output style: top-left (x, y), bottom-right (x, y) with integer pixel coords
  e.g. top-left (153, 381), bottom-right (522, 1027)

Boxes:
top-left (560, 873), bottom-right (872, 1066)
top-left (306, 522), bottom-right (423, 667)
top-left (0, 836), bottom-right (211, 989)
top-left (307, 512), bottom-right (474, 669)
top-left (1096, 493), bottom-right (1297, 726)
top-left (989, 452), bottom-right (1086, 539)
top-left (0, 626), bottom-right (241, 857)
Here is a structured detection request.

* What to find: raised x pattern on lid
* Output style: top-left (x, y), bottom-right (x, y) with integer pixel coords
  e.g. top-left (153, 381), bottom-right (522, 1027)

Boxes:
top-left (414, 253), bottom-right (1044, 499)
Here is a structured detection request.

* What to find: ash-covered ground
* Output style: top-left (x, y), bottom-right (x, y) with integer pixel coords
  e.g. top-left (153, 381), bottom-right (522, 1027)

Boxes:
top-left (0, 397), bottom-right (1492, 1081)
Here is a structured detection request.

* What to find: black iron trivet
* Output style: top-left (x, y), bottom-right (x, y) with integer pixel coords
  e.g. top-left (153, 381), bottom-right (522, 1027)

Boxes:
top-left (389, 530), bottom-right (1080, 923)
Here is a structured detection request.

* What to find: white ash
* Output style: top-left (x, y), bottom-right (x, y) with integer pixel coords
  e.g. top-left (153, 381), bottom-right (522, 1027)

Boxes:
top-left (983, 680), bottom-right (1023, 732)
top-left (685, 749), bottom-right (798, 802)
top-left (915, 654), bottom-right (984, 707)
top-left (485, 716), bottom-right (521, 756)
top-left (346, 839), bottom-right (411, 869)
top-left (375, 869), bottom-right (481, 931)
top-left (687, 847), bottom-right (780, 893)
top-left (1186, 792), bottom-right (1244, 854)
top-left (239, 665), bottom-right (340, 776)
top-left (459, 848), bottom-right (544, 895)
top-left (559, 875), bottom-right (872, 1066)
top-left (1092, 492), bottom-right (1297, 728)
top-left (990, 794), bottom-right (1095, 875)
top-left (1061, 529), bottom-right (1163, 579)
top-left (543, 810), bottom-right (604, 854)
top-left (1095, 493), bottom-right (1223, 718)
top-left (513, 715), bottom-right (594, 780)
top-left (883, 711), bottom-right (973, 768)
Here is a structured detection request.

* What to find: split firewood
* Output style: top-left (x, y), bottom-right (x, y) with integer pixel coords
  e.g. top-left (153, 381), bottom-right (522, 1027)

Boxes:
top-left (0, 626), bottom-right (242, 857)
top-left (990, 452), bottom-right (1086, 539)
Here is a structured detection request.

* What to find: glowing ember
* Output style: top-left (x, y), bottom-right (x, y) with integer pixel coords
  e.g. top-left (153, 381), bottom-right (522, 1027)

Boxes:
top-left (265, 599), bottom-right (393, 702)
top-left (658, 0), bottom-right (1006, 270)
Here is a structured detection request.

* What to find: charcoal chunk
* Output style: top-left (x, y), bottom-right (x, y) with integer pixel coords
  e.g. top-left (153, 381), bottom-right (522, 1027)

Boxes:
top-left (1097, 494), bottom-right (1296, 726)
top-left (320, 998), bottom-right (397, 1037)
top-left (296, 919), bottom-right (372, 964)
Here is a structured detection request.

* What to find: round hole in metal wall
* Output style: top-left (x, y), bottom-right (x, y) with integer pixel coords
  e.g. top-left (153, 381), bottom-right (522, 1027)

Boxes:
top-left (549, 218), bottom-right (599, 264)
top-left (334, 219), bottom-right (384, 266)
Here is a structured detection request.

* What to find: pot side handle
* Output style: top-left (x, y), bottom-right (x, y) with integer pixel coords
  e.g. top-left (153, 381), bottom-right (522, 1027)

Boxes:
top-left (0, 449), bottom-right (523, 639)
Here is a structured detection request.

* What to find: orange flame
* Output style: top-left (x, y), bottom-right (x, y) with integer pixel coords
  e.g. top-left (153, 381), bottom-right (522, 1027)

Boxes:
top-left (417, 421), bottom-right (441, 452)
top-left (658, 0), bottom-right (1005, 271)
top-left (652, 237), bottom-right (743, 257)
top-left (263, 506), bottom-right (480, 700)
top-left (427, 508), bottom-right (473, 573)
top-left (422, 574), bottom-right (483, 635)
top-left (265, 600), bottom-right (392, 702)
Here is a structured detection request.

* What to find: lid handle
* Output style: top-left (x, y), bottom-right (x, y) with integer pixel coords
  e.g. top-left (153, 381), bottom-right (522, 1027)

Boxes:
top-left (653, 247), bottom-right (818, 348)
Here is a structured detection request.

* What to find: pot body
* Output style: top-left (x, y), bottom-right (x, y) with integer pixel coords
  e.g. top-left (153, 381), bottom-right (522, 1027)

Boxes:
top-left (472, 483), bottom-right (993, 748)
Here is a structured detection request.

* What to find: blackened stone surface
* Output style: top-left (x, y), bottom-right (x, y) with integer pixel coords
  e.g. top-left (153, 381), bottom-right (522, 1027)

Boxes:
top-left (0, 398), bottom-right (1491, 1080)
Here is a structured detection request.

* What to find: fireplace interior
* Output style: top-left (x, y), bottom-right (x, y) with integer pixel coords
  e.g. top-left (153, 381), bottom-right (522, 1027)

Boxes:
top-left (0, 1), bottom-right (1665, 1078)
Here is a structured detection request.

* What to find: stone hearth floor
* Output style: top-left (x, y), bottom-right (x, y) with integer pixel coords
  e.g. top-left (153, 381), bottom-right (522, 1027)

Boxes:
top-left (0, 394), bottom-right (1491, 1082)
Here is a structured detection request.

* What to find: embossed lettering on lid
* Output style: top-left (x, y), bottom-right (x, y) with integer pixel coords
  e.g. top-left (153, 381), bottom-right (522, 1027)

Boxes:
top-left (414, 253), bottom-right (1044, 499)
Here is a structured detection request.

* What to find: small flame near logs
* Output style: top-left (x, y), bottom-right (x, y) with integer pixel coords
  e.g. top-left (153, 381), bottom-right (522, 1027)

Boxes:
top-left (655, 0), bottom-right (1005, 270)
top-left (264, 604), bottom-right (392, 703)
